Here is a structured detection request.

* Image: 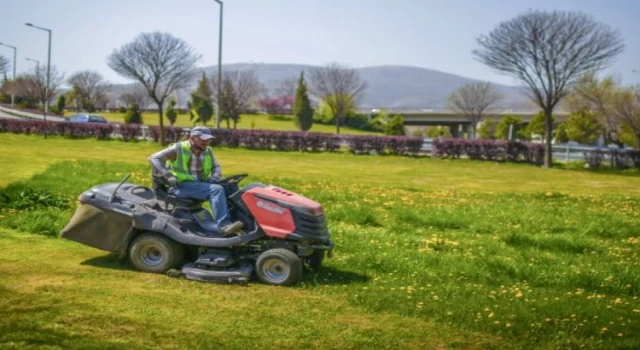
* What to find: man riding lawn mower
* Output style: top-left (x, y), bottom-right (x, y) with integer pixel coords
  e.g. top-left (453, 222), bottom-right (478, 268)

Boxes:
top-left (60, 127), bottom-right (334, 286)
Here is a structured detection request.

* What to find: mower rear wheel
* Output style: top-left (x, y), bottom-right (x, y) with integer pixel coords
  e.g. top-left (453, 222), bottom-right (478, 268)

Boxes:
top-left (255, 248), bottom-right (302, 286)
top-left (129, 232), bottom-right (185, 273)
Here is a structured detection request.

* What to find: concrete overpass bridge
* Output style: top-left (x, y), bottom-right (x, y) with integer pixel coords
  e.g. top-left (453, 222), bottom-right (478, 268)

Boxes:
top-left (360, 109), bottom-right (570, 138)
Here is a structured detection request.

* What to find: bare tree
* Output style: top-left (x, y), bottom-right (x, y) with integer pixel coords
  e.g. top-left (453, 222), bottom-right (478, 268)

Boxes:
top-left (273, 77), bottom-right (297, 98)
top-left (473, 10), bottom-right (624, 167)
top-left (119, 83), bottom-right (151, 110)
top-left (107, 32), bottom-right (201, 144)
top-left (5, 66), bottom-right (64, 110)
top-left (610, 86), bottom-right (640, 145)
top-left (307, 63), bottom-right (367, 134)
top-left (446, 82), bottom-right (502, 138)
top-left (0, 54), bottom-right (9, 77)
top-left (33, 65), bottom-right (65, 109)
top-left (8, 75), bottom-right (40, 108)
top-left (216, 70), bottom-right (263, 114)
top-left (67, 70), bottom-right (110, 112)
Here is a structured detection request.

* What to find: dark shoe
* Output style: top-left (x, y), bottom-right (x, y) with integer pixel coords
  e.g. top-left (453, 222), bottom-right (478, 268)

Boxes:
top-left (221, 221), bottom-right (244, 235)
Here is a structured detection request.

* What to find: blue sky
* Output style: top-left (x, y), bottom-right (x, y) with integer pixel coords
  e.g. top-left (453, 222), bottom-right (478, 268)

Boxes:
top-left (1, 0), bottom-right (639, 86)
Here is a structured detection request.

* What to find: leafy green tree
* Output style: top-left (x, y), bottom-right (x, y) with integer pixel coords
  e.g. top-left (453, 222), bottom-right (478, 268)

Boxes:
top-left (292, 72), bottom-right (313, 131)
top-left (166, 97), bottom-right (178, 126)
top-left (425, 126), bottom-right (452, 138)
top-left (495, 115), bottom-right (524, 140)
top-left (124, 104), bottom-right (143, 124)
top-left (190, 73), bottom-right (214, 125)
top-left (564, 110), bottom-right (605, 144)
top-left (554, 123), bottom-right (569, 144)
top-left (477, 120), bottom-right (496, 139)
top-left (522, 111), bottom-right (551, 140)
top-left (53, 94), bottom-right (66, 116)
top-left (385, 115), bottom-right (405, 135)
top-left (220, 78), bottom-right (240, 129)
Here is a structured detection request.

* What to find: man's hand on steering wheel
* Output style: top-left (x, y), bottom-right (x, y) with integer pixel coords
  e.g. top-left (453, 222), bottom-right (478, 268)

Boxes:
top-left (206, 175), bottom-right (221, 184)
top-left (215, 174), bottom-right (248, 184)
top-left (167, 176), bottom-right (178, 187)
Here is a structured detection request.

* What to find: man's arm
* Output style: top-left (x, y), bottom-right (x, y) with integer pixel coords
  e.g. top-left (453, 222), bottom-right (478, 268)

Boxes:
top-left (206, 150), bottom-right (222, 182)
top-left (211, 156), bottom-right (221, 181)
top-left (149, 145), bottom-right (177, 179)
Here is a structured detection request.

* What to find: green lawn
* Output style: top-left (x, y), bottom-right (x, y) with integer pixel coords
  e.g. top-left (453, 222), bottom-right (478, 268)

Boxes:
top-left (1, 134), bottom-right (639, 349)
top-left (63, 111), bottom-right (379, 135)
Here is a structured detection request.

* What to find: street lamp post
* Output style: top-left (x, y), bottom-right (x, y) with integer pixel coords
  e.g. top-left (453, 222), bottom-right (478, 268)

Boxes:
top-left (214, 0), bottom-right (223, 129)
top-left (26, 23), bottom-right (52, 138)
top-left (0, 42), bottom-right (17, 107)
top-left (26, 57), bottom-right (40, 69)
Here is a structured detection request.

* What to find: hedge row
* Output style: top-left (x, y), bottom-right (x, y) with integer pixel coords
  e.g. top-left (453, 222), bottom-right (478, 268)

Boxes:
top-left (4, 119), bottom-right (636, 167)
top-left (0, 118), bottom-right (423, 156)
top-left (431, 138), bottom-right (546, 165)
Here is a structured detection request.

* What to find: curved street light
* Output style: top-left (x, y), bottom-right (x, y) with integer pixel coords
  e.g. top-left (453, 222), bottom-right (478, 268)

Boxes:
top-left (26, 57), bottom-right (40, 69)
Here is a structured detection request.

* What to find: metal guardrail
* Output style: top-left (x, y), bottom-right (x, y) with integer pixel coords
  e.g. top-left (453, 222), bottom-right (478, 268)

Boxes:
top-left (0, 105), bottom-right (67, 122)
top-left (420, 138), bottom-right (631, 162)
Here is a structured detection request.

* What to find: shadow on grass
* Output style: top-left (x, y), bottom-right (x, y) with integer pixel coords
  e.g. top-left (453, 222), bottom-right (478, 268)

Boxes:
top-left (80, 253), bottom-right (132, 271)
top-left (82, 254), bottom-right (370, 287)
top-left (303, 265), bottom-right (370, 286)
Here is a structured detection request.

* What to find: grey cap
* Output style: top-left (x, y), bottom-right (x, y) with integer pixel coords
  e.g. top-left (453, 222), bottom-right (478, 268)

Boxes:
top-left (190, 126), bottom-right (215, 140)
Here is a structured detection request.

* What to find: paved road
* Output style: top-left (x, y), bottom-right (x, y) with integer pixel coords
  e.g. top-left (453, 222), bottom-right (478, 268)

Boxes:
top-left (0, 110), bottom-right (23, 120)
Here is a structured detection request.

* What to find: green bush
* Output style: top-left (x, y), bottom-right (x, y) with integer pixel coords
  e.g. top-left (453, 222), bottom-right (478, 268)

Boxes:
top-left (124, 104), bottom-right (143, 124)
top-left (477, 120), bottom-right (496, 139)
top-left (385, 115), bottom-right (405, 136)
top-left (268, 114), bottom-right (292, 121)
top-left (495, 115), bottom-right (525, 140)
top-left (425, 126), bottom-right (452, 138)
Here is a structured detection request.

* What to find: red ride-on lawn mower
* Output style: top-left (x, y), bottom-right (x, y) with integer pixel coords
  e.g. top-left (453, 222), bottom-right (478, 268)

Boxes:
top-left (61, 173), bottom-right (334, 286)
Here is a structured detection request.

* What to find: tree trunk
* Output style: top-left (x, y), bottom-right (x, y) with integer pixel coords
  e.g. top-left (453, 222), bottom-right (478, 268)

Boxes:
top-left (158, 102), bottom-right (165, 145)
top-left (336, 115), bottom-right (341, 134)
top-left (543, 109), bottom-right (553, 168)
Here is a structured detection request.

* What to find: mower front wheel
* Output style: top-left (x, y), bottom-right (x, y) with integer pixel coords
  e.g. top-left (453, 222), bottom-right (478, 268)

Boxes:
top-left (255, 248), bottom-right (303, 286)
top-left (129, 232), bottom-right (185, 273)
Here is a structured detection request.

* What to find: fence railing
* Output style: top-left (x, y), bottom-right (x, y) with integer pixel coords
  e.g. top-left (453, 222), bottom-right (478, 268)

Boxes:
top-left (420, 137), bottom-right (633, 162)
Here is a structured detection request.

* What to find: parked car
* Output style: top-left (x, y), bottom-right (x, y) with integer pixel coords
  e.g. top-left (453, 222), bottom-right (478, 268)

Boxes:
top-left (67, 114), bottom-right (108, 124)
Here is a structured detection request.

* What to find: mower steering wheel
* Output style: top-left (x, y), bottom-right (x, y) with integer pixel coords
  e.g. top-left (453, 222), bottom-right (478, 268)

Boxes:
top-left (217, 173), bottom-right (248, 184)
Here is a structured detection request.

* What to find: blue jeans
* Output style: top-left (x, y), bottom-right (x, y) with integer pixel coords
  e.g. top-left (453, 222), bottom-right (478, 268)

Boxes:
top-left (171, 181), bottom-right (232, 228)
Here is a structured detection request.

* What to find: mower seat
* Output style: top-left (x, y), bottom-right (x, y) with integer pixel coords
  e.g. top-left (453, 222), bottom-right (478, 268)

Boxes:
top-left (152, 176), bottom-right (201, 209)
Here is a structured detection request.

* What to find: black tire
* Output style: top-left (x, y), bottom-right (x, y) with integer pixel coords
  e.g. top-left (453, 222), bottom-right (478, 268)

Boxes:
top-left (255, 248), bottom-right (303, 286)
top-left (129, 232), bottom-right (185, 273)
top-left (305, 250), bottom-right (325, 271)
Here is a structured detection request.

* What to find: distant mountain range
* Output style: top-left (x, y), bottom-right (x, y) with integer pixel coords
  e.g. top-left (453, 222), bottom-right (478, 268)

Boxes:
top-left (108, 63), bottom-right (538, 111)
